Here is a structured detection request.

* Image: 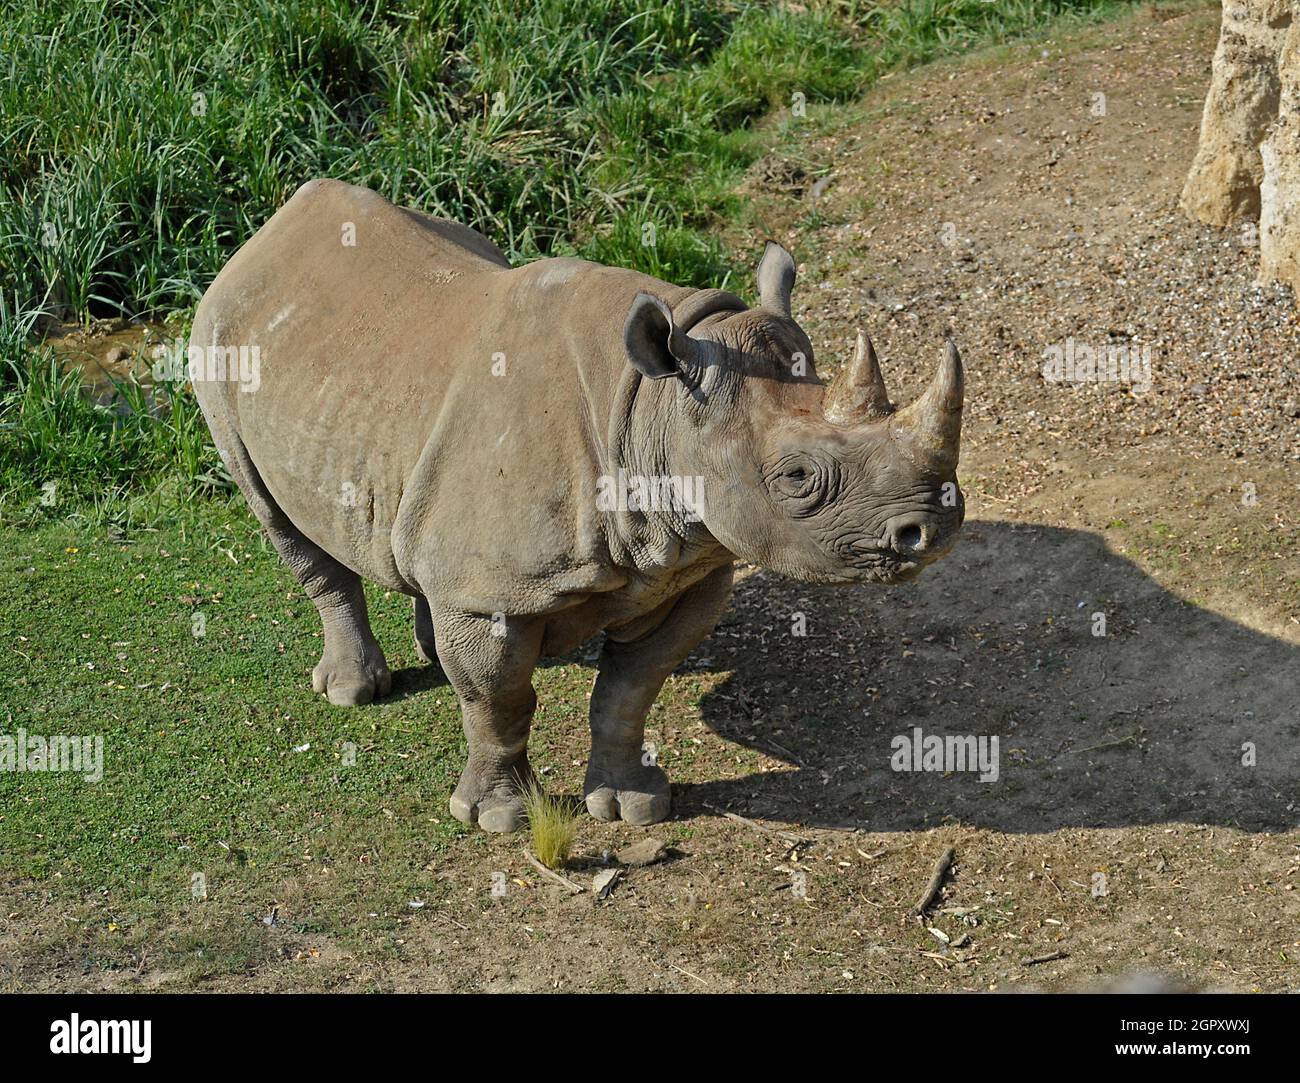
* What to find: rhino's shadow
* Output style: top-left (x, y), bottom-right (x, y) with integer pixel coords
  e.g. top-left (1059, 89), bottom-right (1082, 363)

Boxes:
top-left (671, 519), bottom-right (1298, 834)
top-left (389, 660), bottom-right (449, 700)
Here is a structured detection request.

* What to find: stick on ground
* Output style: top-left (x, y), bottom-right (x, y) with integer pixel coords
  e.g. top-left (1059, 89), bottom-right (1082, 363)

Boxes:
top-left (703, 803), bottom-right (806, 846)
top-left (911, 846), bottom-right (956, 917)
top-left (523, 851), bottom-right (585, 894)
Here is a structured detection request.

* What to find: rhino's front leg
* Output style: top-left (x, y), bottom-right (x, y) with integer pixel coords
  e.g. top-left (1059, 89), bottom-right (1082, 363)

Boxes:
top-left (431, 608), bottom-right (544, 833)
top-left (586, 565), bottom-right (733, 825)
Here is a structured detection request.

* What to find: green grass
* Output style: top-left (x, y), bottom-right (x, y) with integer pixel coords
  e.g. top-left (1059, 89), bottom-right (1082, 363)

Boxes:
top-left (0, 0), bottom-right (1129, 323)
top-left (0, 502), bottom-right (460, 888)
top-left (522, 780), bottom-right (582, 869)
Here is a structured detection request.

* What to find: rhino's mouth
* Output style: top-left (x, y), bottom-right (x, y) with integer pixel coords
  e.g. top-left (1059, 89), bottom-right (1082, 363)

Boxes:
top-left (839, 532), bottom-right (955, 585)
top-left (872, 560), bottom-right (924, 584)
top-left (833, 537), bottom-right (914, 584)
top-left (854, 557), bottom-right (925, 586)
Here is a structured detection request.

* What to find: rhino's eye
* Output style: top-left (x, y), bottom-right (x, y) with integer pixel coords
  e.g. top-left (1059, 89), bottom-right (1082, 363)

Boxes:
top-left (769, 455), bottom-right (831, 513)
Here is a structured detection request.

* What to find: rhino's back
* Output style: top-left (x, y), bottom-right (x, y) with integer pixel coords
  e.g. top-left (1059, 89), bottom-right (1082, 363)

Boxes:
top-left (191, 179), bottom-right (516, 591)
top-left (193, 177), bottom-right (509, 374)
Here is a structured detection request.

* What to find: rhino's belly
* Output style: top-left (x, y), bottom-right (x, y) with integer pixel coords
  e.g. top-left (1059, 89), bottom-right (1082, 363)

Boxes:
top-left (538, 557), bottom-right (730, 657)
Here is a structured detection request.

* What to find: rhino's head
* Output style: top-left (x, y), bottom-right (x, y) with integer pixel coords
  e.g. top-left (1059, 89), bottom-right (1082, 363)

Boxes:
top-left (623, 242), bottom-right (964, 585)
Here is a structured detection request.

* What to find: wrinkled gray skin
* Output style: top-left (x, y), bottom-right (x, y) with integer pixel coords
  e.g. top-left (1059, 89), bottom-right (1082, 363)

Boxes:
top-left (192, 179), bottom-right (965, 832)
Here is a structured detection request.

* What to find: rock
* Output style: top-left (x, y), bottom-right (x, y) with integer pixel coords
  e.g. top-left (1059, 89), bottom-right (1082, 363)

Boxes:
top-left (592, 868), bottom-right (621, 899)
top-left (105, 345), bottom-right (131, 364)
top-left (1259, 20), bottom-right (1300, 287)
top-left (614, 837), bottom-right (668, 867)
top-left (1183, 1), bottom-right (1300, 294)
top-left (1181, 0), bottom-right (1292, 227)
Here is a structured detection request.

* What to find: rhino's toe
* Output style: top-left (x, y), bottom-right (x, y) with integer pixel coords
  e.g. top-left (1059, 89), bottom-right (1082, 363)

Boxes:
top-left (584, 764), bottom-right (671, 825)
top-left (450, 763), bottom-right (531, 833)
top-left (324, 679), bottom-right (377, 707)
top-left (586, 787), bottom-right (671, 826)
top-left (449, 789), bottom-right (528, 833)
top-left (413, 636), bottom-right (438, 665)
top-left (311, 656), bottom-right (392, 707)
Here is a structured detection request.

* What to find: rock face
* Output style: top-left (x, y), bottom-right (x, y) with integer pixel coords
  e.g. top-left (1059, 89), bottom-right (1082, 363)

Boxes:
top-left (1260, 20), bottom-right (1300, 285)
top-left (1182, 1), bottom-right (1300, 289)
top-left (1181, 1), bottom-right (1291, 226)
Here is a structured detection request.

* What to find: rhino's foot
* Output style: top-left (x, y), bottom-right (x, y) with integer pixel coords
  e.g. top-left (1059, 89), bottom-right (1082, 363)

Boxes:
top-left (311, 649), bottom-right (392, 707)
top-left (449, 760), bottom-right (532, 833)
top-left (584, 762), bottom-right (671, 826)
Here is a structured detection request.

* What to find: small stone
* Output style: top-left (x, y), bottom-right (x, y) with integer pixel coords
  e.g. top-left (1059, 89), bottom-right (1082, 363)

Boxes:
top-left (593, 868), bottom-right (621, 899)
top-left (614, 837), bottom-right (668, 867)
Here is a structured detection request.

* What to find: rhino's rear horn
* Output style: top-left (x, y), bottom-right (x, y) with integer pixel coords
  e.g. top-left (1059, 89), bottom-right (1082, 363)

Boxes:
top-left (756, 240), bottom-right (796, 317)
top-left (892, 338), bottom-right (964, 469)
top-left (824, 329), bottom-right (892, 423)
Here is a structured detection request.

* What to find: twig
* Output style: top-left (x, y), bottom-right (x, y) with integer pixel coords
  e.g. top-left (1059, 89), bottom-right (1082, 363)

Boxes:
top-left (703, 803), bottom-right (806, 846)
top-left (523, 851), bottom-right (585, 894)
top-left (911, 846), bottom-right (956, 918)
top-left (1088, 640), bottom-right (1112, 691)
top-left (1072, 733), bottom-right (1139, 755)
top-left (717, 725), bottom-right (806, 767)
top-left (1022, 950), bottom-right (1068, 966)
top-left (668, 961), bottom-right (708, 985)
top-left (759, 739), bottom-right (806, 767)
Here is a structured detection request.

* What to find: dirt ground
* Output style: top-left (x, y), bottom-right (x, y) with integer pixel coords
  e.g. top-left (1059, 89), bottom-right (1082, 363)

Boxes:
top-left (4, 1), bottom-right (1296, 993)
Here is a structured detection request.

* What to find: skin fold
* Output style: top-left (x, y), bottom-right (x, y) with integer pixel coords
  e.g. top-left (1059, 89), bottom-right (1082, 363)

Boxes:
top-left (191, 179), bottom-right (966, 832)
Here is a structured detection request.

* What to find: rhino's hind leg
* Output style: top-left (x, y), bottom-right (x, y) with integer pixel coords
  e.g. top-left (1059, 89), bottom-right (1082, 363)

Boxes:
top-left (265, 525), bottom-right (389, 706)
top-left (413, 596), bottom-right (438, 664)
top-left (303, 565), bottom-right (392, 707)
top-left (586, 565), bottom-right (733, 826)
top-left (432, 608), bottom-right (543, 833)
top-left (253, 501), bottom-right (390, 706)
top-left (199, 413), bottom-right (390, 707)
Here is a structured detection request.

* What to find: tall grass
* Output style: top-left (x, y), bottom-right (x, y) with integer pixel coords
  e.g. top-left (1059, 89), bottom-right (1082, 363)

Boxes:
top-left (0, 0), bottom-right (1131, 515)
top-left (1, 0), bottom-right (1129, 317)
top-left (522, 780), bottom-right (582, 870)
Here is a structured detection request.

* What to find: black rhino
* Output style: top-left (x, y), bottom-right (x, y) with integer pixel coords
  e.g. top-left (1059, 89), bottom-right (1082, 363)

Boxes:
top-left (191, 179), bottom-right (965, 832)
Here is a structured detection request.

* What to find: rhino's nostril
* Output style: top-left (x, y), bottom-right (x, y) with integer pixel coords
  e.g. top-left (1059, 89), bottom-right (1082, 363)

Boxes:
top-left (895, 524), bottom-right (924, 551)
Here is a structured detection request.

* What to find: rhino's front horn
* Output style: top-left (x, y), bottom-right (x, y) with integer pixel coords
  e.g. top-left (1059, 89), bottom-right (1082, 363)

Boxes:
top-left (892, 338), bottom-right (964, 468)
top-left (824, 330), bottom-right (891, 423)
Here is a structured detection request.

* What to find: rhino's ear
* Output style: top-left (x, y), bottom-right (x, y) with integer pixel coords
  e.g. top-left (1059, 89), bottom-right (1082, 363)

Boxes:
top-left (757, 240), bottom-right (795, 317)
top-left (623, 291), bottom-right (695, 380)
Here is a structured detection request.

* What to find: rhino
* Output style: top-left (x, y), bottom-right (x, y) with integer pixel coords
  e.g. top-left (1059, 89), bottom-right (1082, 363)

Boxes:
top-left (191, 179), bottom-right (965, 832)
